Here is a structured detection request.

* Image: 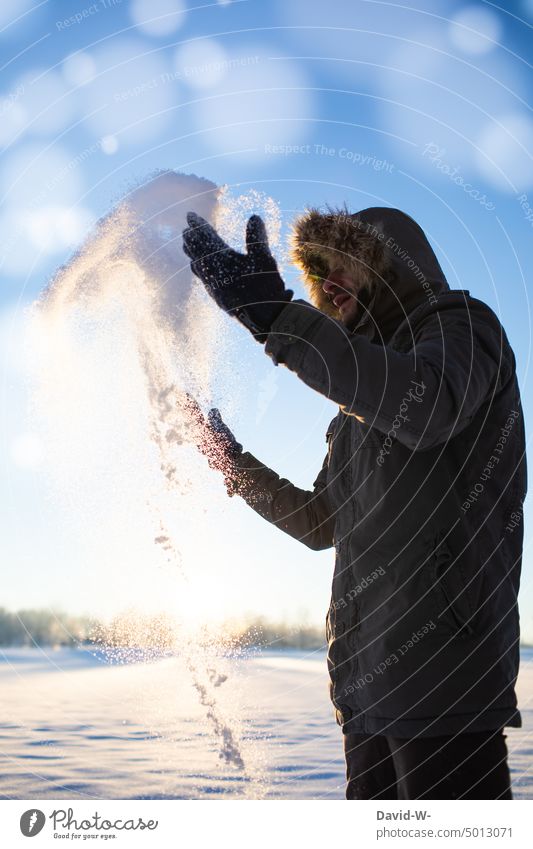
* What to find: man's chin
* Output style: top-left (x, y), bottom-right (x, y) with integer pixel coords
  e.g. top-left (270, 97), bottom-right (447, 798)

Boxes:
top-left (338, 301), bottom-right (360, 329)
top-left (339, 287), bottom-right (374, 330)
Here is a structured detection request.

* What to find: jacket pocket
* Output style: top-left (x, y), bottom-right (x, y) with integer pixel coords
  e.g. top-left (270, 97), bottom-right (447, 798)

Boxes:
top-left (431, 533), bottom-right (474, 636)
top-left (350, 423), bottom-right (384, 452)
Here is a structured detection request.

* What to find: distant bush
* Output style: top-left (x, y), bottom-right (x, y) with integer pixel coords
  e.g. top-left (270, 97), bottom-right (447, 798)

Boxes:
top-left (221, 616), bottom-right (326, 650)
top-left (0, 607), bottom-right (93, 647)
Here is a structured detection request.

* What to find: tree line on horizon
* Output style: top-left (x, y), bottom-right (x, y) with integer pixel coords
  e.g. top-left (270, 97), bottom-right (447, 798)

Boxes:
top-left (0, 607), bottom-right (326, 650)
top-left (0, 607), bottom-right (92, 648)
top-left (4, 608), bottom-right (529, 651)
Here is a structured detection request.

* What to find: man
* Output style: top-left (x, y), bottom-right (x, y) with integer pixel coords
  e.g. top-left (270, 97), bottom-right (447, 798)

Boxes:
top-left (182, 206), bottom-right (527, 800)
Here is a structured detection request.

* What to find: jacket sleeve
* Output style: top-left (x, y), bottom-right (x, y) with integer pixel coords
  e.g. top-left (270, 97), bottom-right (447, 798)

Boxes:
top-left (264, 299), bottom-right (512, 452)
top-left (228, 449), bottom-right (335, 551)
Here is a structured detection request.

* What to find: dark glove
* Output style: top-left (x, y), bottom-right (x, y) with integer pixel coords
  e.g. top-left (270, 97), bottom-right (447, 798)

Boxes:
top-left (183, 395), bottom-right (243, 495)
top-left (202, 408), bottom-right (243, 470)
top-left (182, 212), bottom-right (293, 342)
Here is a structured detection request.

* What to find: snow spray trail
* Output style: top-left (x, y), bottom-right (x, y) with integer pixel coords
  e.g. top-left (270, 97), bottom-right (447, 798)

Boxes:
top-left (30, 171), bottom-right (277, 794)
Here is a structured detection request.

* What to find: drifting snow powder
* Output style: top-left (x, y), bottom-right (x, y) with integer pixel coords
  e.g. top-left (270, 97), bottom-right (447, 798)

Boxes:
top-left (30, 170), bottom-right (276, 793)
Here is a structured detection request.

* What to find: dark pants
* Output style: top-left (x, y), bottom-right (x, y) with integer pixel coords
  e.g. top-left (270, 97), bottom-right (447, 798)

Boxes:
top-left (344, 728), bottom-right (512, 799)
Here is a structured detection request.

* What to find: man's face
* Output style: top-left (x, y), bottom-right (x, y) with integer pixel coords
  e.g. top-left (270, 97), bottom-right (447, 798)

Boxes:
top-left (322, 267), bottom-right (369, 329)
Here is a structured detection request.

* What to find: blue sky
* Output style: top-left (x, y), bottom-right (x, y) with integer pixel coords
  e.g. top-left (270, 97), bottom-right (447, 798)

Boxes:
top-left (1, 0), bottom-right (532, 638)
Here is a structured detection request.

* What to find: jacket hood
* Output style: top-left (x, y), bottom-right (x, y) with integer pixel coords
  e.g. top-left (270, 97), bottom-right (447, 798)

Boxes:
top-left (290, 206), bottom-right (450, 339)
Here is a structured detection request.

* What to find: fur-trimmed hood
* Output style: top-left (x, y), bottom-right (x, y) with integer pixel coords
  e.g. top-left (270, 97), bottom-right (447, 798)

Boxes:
top-left (290, 206), bottom-right (450, 337)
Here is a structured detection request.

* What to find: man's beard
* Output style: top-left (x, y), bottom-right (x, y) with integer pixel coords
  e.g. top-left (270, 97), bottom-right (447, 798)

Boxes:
top-left (344, 283), bottom-right (375, 331)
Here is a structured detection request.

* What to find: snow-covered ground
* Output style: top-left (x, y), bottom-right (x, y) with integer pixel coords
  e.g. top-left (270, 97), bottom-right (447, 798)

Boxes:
top-left (0, 647), bottom-right (531, 800)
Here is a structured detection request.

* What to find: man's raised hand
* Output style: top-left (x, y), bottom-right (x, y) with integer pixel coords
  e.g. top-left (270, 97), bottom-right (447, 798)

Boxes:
top-left (182, 212), bottom-right (293, 342)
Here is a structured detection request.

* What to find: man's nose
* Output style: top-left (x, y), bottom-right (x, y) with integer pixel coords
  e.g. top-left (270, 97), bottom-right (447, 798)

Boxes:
top-left (322, 275), bottom-right (341, 295)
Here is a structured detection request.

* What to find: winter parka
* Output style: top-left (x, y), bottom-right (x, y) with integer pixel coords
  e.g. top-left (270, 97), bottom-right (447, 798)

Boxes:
top-left (232, 207), bottom-right (527, 738)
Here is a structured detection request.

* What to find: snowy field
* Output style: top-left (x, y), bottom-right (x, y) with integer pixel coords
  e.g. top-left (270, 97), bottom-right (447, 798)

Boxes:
top-left (1, 647), bottom-right (531, 800)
